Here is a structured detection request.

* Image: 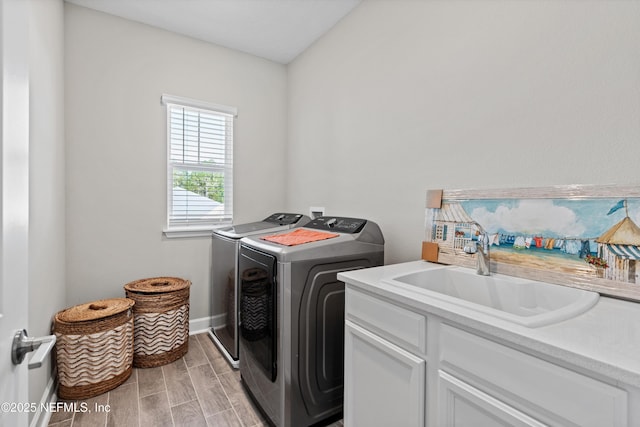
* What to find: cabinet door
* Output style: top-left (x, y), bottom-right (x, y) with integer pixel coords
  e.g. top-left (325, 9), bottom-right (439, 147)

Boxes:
top-left (345, 321), bottom-right (425, 427)
top-left (438, 370), bottom-right (546, 427)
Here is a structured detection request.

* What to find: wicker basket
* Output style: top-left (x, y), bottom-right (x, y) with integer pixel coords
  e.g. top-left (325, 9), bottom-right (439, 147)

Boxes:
top-left (124, 277), bottom-right (191, 368)
top-left (54, 298), bottom-right (135, 400)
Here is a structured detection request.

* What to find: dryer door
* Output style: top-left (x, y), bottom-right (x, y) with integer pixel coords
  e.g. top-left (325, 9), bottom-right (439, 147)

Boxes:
top-left (297, 259), bottom-right (374, 420)
top-left (239, 245), bottom-right (278, 382)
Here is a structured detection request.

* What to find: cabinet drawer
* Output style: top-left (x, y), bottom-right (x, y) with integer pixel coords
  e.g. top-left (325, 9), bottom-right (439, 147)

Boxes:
top-left (346, 288), bottom-right (426, 355)
top-left (440, 324), bottom-right (628, 427)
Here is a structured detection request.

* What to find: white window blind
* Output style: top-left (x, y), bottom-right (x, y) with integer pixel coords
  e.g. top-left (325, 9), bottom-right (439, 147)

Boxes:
top-left (162, 95), bottom-right (235, 229)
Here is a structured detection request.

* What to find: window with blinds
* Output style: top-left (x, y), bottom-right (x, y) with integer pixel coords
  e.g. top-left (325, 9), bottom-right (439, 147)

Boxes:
top-left (162, 95), bottom-right (236, 229)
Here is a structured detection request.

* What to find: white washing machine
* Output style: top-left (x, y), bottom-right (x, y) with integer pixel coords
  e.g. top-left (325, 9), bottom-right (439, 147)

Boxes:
top-left (237, 216), bottom-right (384, 426)
top-left (210, 213), bottom-right (310, 368)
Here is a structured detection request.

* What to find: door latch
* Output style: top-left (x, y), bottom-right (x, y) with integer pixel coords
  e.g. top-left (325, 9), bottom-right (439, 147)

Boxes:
top-left (11, 329), bottom-right (56, 369)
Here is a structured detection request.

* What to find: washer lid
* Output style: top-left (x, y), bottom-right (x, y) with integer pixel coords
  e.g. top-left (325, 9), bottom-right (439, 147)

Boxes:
top-left (214, 213), bottom-right (309, 238)
top-left (216, 221), bottom-right (283, 237)
top-left (239, 217), bottom-right (384, 262)
top-left (261, 229), bottom-right (339, 246)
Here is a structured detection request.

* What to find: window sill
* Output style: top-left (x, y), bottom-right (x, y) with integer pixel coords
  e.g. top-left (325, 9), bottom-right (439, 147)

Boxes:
top-left (163, 227), bottom-right (215, 239)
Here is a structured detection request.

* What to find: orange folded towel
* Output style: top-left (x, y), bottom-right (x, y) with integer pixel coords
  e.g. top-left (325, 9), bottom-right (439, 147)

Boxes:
top-left (261, 229), bottom-right (339, 246)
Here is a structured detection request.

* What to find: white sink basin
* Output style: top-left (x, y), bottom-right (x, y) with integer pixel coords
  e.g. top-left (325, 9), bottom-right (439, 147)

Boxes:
top-left (384, 266), bottom-right (599, 327)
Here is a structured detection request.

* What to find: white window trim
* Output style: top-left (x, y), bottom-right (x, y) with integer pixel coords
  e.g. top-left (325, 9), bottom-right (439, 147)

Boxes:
top-left (161, 94), bottom-right (238, 117)
top-left (162, 94), bottom-right (237, 238)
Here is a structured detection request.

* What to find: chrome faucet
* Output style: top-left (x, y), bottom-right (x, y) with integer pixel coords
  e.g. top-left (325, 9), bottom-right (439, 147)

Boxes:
top-left (475, 231), bottom-right (490, 276)
top-left (463, 226), bottom-right (490, 276)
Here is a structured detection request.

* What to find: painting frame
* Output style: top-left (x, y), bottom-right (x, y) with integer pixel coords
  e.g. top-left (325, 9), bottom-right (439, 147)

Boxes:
top-left (425, 184), bottom-right (640, 301)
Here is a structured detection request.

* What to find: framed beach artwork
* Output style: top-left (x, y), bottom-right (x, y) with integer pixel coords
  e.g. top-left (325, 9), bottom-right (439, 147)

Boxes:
top-left (424, 185), bottom-right (640, 301)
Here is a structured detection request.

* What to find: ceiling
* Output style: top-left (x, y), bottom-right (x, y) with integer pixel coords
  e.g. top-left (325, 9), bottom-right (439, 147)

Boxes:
top-left (65, 0), bottom-right (362, 64)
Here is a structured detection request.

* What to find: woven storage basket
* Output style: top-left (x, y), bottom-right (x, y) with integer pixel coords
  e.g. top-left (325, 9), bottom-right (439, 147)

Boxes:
top-left (54, 298), bottom-right (135, 400)
top-left (124, 277), bottom-right (191, 368)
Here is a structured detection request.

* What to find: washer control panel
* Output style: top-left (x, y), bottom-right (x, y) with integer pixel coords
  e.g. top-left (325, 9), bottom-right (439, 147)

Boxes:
top-left (263, 213), bottom-right (304, 225)
top-left (305, 216), bottom-right (367, 234)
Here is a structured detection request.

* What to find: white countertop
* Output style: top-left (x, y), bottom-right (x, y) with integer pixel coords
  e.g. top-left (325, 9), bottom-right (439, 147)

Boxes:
top-left (339, 260), bottom-right (640, 387)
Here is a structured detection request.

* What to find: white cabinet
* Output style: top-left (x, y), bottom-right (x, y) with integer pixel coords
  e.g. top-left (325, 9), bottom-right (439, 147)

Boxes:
top-left (344, 286), bottom-right (632, 427)
top-left (344, 321), bottom-right (425, 427)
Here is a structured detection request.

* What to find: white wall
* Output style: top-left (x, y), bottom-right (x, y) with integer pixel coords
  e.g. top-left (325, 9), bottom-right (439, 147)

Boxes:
top-left (63, 0), bottom-right (640, 327)
top-left (28, 0), bottom-right (66, 415)
top-left (65, 4), bottom-right (288, 320)
top-left (287, 0), bottom-right (640, 264)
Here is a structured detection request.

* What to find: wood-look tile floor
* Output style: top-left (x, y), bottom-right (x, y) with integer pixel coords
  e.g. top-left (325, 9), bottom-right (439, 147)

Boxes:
top-left (47, 333), bottom-right (341, 427)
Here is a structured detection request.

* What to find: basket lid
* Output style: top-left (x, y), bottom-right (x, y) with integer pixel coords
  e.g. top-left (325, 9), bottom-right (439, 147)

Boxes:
top-left (123, 276), bottom-right (191, 294)
top-left (55, 298), bottom-right (134, 323)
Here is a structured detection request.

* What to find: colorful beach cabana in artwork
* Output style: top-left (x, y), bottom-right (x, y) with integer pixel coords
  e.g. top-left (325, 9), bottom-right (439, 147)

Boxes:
top-left (596, 215), bottom-right (640, 283)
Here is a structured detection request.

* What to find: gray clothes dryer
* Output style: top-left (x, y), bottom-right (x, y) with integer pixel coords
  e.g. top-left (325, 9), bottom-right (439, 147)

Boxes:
top-left (237, 217), bottom-right (384, 426)
top-left (210, 213), bottom-right (310, 368)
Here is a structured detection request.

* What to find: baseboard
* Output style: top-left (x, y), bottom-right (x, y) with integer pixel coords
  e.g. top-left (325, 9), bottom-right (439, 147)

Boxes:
top-left (30, 371), bottom-right (57, 427)
top-left (210, 313), bottom-right (226, 329)
top-left (189, 315), bottom-right (224, 335)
